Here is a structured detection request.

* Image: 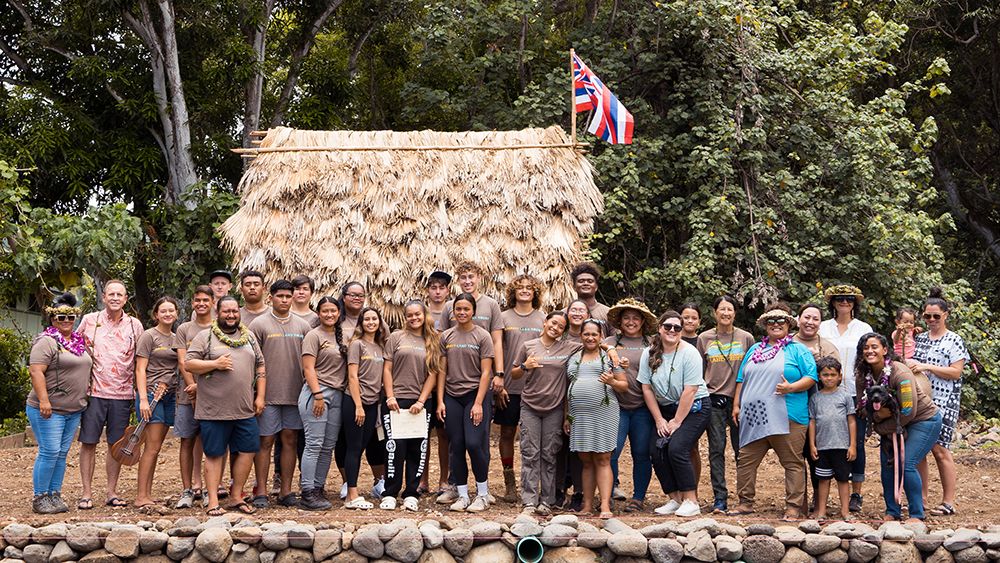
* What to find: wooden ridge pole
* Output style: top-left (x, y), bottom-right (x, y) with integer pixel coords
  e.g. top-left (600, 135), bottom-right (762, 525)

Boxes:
top-left (232, 142), bottom-right (589, 155)
top-left (570, 48), bottom-right (577, 145)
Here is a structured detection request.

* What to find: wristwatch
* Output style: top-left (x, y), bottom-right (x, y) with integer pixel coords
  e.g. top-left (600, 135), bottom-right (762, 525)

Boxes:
top-left (494, 371), bottom-right (505, 379)
top-left (519, 362), bottom-right (528, 371)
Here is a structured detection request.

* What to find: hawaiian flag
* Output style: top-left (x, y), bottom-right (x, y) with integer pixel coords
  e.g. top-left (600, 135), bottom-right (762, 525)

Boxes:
top-left (572, 52), bottom-right (634, 144)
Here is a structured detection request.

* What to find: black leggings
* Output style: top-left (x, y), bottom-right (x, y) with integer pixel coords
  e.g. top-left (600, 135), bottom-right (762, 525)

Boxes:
top-left (335, 413), bottom-right (386, 472)
top-left (382, 398), bottom-right (430, 499)
top-left (341, 394), bottom-right (379, 488)
top-left (444, 391), bottom-right (491, 485)
top-left (651, 402), bottom-right (712, 494)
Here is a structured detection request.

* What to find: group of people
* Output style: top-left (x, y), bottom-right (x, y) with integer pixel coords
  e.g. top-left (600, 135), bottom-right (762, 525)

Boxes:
top-left (26, 263), bottom-right (969, 524)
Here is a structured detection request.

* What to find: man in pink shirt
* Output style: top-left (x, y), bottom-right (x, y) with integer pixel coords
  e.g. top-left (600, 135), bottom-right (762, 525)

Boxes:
top-left (76, 280), bottom-right (144, 509)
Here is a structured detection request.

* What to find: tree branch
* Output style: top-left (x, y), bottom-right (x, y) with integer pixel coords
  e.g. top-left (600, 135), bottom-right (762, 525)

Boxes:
top-left (270, 0), bottom-right (346, 126)
top-left (932, 151), bottom-right (1000, 262)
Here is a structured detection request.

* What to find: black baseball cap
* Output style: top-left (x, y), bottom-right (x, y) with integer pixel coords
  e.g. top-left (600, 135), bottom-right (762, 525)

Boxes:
top-left (428, 271), bottom-right (452, 285)
top-left (209, 269), bottom-right (233, 283)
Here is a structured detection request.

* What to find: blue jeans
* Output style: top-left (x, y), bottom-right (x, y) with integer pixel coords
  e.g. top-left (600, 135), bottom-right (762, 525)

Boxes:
top-left (611, 406), bottom-right (653, 500)
top-left (27, 406), bottom-right (82, 496)
top-left (880, 412), bottom-right (943, 520)
top-left (298, 385), bottom-right (343, 490)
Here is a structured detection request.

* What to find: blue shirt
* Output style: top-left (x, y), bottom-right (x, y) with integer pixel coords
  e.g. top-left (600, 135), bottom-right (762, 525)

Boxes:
top-left (637, 342), bottom-right (710, 406)
top-left (737, 340), bottom-right (818, 426)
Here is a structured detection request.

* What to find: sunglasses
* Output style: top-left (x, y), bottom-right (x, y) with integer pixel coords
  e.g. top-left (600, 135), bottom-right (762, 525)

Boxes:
top-left (833, 295), bottom-right (857, 303)
top-left (765, 318), bottom-right (789, 325)
top-left (54, 314), bottom-right (77, 322)
top-left (923, 313), bottom-right (942, 321)
top-left (661, 322), bottom-right (683, 333)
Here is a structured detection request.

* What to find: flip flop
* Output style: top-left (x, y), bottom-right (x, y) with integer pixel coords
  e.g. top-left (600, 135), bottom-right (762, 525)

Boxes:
top-left (727, 505), bottom-right (755, 516)
top-left (77, 498), bottom-right (93, 510)
top-left (930, 503), bottom-right (956, 516)
top-left (106, 497), bottom-right (128, 507)
top-left (206, 505), bottom-right (226, 516)
top-left (599, 511), bottom-right (614, 520)
top-left (226, 502), bottom-right (256, 515)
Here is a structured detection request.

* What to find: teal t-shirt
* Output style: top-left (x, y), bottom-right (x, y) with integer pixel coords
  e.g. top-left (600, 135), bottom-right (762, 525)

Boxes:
top-left (637, 342), bottom-right (710, 406)
top-left (737, 340), bottom-right (818, 425)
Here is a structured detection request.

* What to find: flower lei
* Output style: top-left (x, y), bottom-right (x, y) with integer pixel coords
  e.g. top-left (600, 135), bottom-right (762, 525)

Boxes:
top-left (43, 326), bottom-right (87, 356)
top-left (212, 321), bottom-right (251, 348)
top-left (749, 335), bottom-right (793, 364)
top-left (858, 359), bottom-right (893, 410)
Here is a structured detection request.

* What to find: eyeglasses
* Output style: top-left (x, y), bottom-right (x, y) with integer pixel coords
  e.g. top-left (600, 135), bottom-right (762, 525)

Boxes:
top-left (765, 318), bottom-right (789, 325)
top-left (345, 293), bottom-right (365, 299)
top-left (833, 295), bottom-right (856, 303)
top-left (923, 313), bottom-right (942, 321)
top-left (54, 314), bottom-right (77, 322)
top-left (661, 322), bottom-right (683, 333)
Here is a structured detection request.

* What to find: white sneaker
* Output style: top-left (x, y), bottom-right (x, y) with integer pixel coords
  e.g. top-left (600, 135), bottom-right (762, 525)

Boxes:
top-left (402, 496), bottom-right (419, 512)
top-left (612, 487), bottom-right (627, 501)
top-left (485, 492), bottom-right (496, 505)
top-left (521, 504), bottom-right (537, 515)
top-left (675, 500), bottom-right (701, 517)
top-left (436, 487), bottom-right (459, 504)
top-left (339, 482), bottom-right (348, 500)
top-left (449, 496), bottom-right (470, 512)
top-left (379, 497), bottom-right (397, 510)
top-left (655, 499), bottom-right (681, 515)
top-left (372, 478), bottom-right (386, 499)
top-left (467, 495), bottom-right (489, 513)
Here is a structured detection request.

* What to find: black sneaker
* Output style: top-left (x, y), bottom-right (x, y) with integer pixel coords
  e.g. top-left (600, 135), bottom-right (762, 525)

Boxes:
top-left (277, 493), bottom-right (299, 507)
top-left (299, 489), bottom-right (331, 511)
top-left (569, 492), bottom-right (583, 513)
top-left (849, 493), bottom-right (863, 513)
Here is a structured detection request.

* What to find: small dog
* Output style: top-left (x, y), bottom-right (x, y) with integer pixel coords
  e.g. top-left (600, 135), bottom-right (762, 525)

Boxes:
top-left (864, 384), bottom-right (900, 425)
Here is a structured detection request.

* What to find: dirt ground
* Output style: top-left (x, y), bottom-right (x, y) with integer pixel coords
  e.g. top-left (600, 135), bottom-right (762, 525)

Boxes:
top-left (3, 428), bottom-right (998, 528)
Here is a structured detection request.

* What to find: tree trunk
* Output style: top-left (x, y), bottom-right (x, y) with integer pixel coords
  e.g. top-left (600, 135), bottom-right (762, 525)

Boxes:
top-left (932, 151), bottom-right (1000, 262)
top-left (242, 0), bottom-right (276, 150)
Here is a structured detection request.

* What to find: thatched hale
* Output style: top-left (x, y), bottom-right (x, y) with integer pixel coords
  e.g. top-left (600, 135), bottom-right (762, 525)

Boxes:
top-left (220, 125), bottom-right (603, 327)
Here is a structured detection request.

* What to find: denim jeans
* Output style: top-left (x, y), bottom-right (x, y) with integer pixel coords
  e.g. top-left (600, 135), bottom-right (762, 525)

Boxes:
top-left (707, 394), bottom-right (740, 502)
top-left (297, 385), bottom-right (343, 490)
top-left (26, 405), bottom-right (82, 496)
top-left (611, 406), bottom-right (653, 500)
top-left (880, 411), bottom-right (943, 520)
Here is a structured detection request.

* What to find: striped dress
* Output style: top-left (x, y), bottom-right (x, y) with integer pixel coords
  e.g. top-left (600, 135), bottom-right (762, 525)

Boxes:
top-left (567, 351), bottom-right (620, 452)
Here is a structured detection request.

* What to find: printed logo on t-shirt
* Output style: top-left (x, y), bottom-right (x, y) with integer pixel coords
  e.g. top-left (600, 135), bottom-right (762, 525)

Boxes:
top-left (505, 326), bottom-right (541, 334)
top-left (446, 343), bottom-right (481, 351)
top-left (360, 354), bottom-right (384, 364)
top-left (398, 344), bottom-right (426, 352)
top-left (706, 342), bottom-right (746, 363)
top-left (265, 332), bottom-right (305, 341)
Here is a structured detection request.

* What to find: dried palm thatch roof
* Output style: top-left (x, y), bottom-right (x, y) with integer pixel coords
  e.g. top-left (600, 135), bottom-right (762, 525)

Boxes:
top-left (220, 125), bottom-right (603, 327)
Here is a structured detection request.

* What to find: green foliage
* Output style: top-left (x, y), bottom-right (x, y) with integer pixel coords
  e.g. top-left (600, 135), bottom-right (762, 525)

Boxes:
top-left (0, 328), bottom-right (31, 432)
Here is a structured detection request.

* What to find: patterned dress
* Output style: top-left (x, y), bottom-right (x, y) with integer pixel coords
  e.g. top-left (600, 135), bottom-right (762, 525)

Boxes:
top-left (567, 351), bottom-right (619, 452)
top-left (913, 330), bottom-right (969, 448)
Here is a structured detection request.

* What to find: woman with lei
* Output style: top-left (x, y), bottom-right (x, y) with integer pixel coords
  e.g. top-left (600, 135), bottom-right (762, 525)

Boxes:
top-left (26, 293), bottom-right (92, 514)
top-left (566, 319), bottom-right (627, 518)
top-left (855, 333), bottom-right (941, 522)
top-left (730, 303), bottom-right (818, 520)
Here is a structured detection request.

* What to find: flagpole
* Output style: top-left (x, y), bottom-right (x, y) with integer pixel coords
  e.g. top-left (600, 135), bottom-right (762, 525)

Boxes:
top-left (569, 48), bottom-right (577, 145)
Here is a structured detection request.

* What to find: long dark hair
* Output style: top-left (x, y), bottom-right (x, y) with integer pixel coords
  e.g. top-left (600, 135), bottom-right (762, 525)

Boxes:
top-left (648, 310), bottom-right (682, 371)
top-left (317, 296), bottom-right (347, 358)
top-left (854, 332), bottom-right (891, 388)
top-left (353, 306), bottom-right (387, 349)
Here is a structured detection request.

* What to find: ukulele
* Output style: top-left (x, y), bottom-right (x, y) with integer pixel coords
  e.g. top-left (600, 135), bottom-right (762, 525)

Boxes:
top-left (110, 382), bottom-right (168, 466)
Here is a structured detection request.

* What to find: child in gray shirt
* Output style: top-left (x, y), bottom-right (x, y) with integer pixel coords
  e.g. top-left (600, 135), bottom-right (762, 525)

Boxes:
top-left (808, 356), bottom-right (857, 519)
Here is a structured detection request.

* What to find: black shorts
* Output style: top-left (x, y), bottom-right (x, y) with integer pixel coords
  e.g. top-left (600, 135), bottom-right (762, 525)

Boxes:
top-left (78, 397), bottom-right (132, 445)
top-left (492, 393), bottom-right (522, 427)
top-left (814, 448), bottom-right (851, 482)
top-left (428, 392), bottom-right (444, 429)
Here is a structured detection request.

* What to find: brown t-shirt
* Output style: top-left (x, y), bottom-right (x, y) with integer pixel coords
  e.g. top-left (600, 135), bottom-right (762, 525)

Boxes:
top-left (386, 330), bottom-right (431, 401)
top-left (441, 325), bottom-right (495, 397)
top-left (514, 338), bottom-right (582, 414)
top-left (696, 327), bottom-right (756, 397)
top-left (185, 330), bottom-right (263, 420)
top-left (348, 339), bottom-right (385, 405)
top-left (173, 320), bottom-right (213, 405)
top-left (136, 328), bottom-right (178, 394)
top-left (857, 361), bottom-right (937, 436)
top-left (500, 309), bottom-right (546, 393)
top-left (793, 334), bottom-right (841, 362)
top-left (249, 313), bottom-right (312, 405)
top-left (302, 327), bottom-right (348, 390)
top-left (293, 309), bottom-right (320, 328)
top-left (240, 306), bottom-right (267, 326)
top-left (603, 334), bottom-right (648, 409)
top-left (27, 335), bottom-right (92, 414)
top-left (437, 295), bottom-right (504, 333)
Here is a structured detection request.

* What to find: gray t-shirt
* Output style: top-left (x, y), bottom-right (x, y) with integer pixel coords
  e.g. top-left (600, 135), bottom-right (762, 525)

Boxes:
top-left (808, 387), bottom-right (855, 450)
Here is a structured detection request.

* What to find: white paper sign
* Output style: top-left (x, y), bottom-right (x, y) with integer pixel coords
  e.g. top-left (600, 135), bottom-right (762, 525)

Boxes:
top-left (389, 409), bottom-right (429, 440)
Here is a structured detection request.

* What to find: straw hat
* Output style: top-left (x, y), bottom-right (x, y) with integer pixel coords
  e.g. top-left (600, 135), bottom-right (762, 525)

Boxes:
top-left (607, 298), bottom-right (657, 332)
top-left (756, 308), bottom-right (797, 328)
top-left (823, 284), bottom-right (864, 303)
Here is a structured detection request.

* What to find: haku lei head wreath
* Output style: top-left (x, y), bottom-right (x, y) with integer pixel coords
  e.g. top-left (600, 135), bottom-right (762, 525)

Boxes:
top-left (823, 284), bottom-right (864, 303)
top-left (45, 304), bottom-right (82, 316)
